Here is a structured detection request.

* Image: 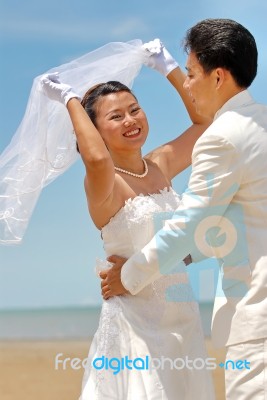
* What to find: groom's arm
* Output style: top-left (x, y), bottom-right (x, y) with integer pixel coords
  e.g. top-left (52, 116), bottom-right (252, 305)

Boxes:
top-left (121, 133), bottom-right (241, 295)
top-left (100, 199), bottom-right (204, 298)
top-left (101, 132), bottom-right (242, 297)
top-left (120, 200), bottom-right (201, 294)
top-left (100, 254), bottom-right (193, 299)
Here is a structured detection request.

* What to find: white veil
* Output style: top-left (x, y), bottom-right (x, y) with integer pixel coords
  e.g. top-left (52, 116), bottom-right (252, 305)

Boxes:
top-left (0, 40), bottom-right (147, 244)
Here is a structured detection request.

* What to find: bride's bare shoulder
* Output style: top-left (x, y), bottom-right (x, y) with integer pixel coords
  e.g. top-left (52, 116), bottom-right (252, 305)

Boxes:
top-left (83, 175), bottom-right (135, 229)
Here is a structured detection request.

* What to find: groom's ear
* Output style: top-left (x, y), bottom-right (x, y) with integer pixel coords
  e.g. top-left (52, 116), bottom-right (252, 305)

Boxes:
top-left (213, 68), bottom-right (224, 89)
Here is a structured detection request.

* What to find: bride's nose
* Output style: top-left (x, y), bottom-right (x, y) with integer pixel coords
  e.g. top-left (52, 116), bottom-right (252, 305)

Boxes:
top-left (124, 114), bottom-right (135, 127)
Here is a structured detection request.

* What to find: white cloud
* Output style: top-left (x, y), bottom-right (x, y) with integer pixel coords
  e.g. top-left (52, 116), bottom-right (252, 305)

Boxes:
top-left (111, 17), bottom-right (149, 37)
top-left (0, 16), bottom-right (150, 43)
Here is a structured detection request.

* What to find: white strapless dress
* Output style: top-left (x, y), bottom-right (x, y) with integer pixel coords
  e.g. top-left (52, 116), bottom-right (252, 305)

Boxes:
top-left (79, 188), bottom-right (215, 400)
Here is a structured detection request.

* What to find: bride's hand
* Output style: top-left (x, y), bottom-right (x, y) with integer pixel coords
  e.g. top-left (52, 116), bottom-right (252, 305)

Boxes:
top-left (100, 255), bottom-right (129, 300)
top-left (142, 38), bottom-right (179, 77)
top-left (40, 72), bottom-right (81, 105)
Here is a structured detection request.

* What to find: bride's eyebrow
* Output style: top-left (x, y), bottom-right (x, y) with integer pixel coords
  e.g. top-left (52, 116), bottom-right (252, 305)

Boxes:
top-left (105, 103), bottom-right (139, 116)
top-left (105, 108), bottom-right (121, 117)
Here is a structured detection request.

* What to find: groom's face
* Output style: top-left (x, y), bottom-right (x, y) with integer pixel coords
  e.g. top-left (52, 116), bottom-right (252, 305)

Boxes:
top-left (183, 52), bottom-right (220, 119)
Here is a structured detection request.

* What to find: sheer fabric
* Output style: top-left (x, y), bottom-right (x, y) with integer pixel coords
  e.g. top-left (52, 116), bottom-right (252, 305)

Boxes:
top-left (0, 40), bottom-right (145, 244)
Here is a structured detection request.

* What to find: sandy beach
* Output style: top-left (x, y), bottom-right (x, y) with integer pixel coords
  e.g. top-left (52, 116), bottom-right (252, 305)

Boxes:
top-left (0, 339), bottom-right (226, 400)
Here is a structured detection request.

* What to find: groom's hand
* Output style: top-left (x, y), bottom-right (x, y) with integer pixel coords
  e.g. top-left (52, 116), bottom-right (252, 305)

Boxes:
top-left (100, 255), bottom-right (129, 300)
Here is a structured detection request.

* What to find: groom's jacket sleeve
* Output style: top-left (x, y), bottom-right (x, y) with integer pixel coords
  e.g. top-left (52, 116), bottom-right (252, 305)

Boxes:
top-left (121, 130), bottom-right (243, 295)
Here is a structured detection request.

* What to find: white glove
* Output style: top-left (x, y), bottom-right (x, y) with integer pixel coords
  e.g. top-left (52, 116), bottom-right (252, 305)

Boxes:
top-left (142, 38), bottom-right (179, 76)
top-left (40, 72), bottom-right (81, 106)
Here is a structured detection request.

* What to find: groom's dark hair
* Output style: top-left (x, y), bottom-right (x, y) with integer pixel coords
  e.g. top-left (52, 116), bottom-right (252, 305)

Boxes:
top-left (183, 18), bottom-right (258, 88)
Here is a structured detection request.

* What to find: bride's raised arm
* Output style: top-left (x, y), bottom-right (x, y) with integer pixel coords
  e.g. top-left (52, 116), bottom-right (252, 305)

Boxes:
top-left (41, 74), bottom-right (115, 209)
top-left (143, 40), bottom-right (212, 180)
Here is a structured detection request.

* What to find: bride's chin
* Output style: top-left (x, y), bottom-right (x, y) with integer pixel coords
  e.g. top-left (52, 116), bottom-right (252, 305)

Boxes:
top-left (124, 137), bottom-right (147, 149)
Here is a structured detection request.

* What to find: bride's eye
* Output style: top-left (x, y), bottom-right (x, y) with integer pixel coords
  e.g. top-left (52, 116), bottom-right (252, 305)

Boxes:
top-left (111, 114), bottom-right (122, 120)
top-left (131, 107), bottom-right (140, 114)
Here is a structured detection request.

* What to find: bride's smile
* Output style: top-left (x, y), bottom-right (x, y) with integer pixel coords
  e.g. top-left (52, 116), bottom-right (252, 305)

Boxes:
top-left (95, 91), bottom-right (149, 150)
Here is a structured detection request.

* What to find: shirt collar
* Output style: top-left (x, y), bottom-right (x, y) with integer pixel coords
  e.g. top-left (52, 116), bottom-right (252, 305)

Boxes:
top-left (213, 90), bottom-right (254, 121)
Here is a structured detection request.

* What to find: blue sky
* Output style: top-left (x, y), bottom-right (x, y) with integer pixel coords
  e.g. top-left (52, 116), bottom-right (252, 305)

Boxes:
top-left (0, 0), bottom-right (267, 309)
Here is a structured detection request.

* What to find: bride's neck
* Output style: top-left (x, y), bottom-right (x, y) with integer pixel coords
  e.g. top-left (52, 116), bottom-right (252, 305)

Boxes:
top-left (110, 151), bottom-right (145, 174)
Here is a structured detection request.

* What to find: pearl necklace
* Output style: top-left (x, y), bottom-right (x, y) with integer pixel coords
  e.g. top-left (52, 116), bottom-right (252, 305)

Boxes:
top-left (114, 159), bottom-right (148, 178)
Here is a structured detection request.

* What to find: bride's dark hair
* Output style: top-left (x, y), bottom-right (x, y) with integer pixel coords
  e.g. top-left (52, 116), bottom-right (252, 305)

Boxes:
top-left (75, 81), bottom-right (137, 153)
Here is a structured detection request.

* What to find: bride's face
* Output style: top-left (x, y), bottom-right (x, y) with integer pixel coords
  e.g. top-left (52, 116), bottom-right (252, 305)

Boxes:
top-left (95, 91), bottom-right (149, 151)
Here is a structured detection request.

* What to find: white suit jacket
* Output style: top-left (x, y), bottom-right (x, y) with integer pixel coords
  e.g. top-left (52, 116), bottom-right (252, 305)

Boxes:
top-left (121, 90), bottom-right (267, 347)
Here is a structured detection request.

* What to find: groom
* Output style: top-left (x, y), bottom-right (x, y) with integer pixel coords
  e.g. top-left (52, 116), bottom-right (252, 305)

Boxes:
top-left (100, 19), bottom-right (267, 399)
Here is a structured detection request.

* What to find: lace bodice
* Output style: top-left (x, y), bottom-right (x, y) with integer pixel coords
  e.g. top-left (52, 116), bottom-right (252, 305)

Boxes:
top-left (101, 187), bottom-right (180, 257)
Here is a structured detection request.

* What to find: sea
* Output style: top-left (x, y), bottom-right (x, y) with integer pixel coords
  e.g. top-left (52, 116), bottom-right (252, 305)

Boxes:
top-left (0, 302), bottom-right (213, 340)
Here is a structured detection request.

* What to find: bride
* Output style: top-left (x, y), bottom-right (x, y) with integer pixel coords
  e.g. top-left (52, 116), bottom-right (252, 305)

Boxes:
top-left (41, 40), bottom-right (215, 399)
